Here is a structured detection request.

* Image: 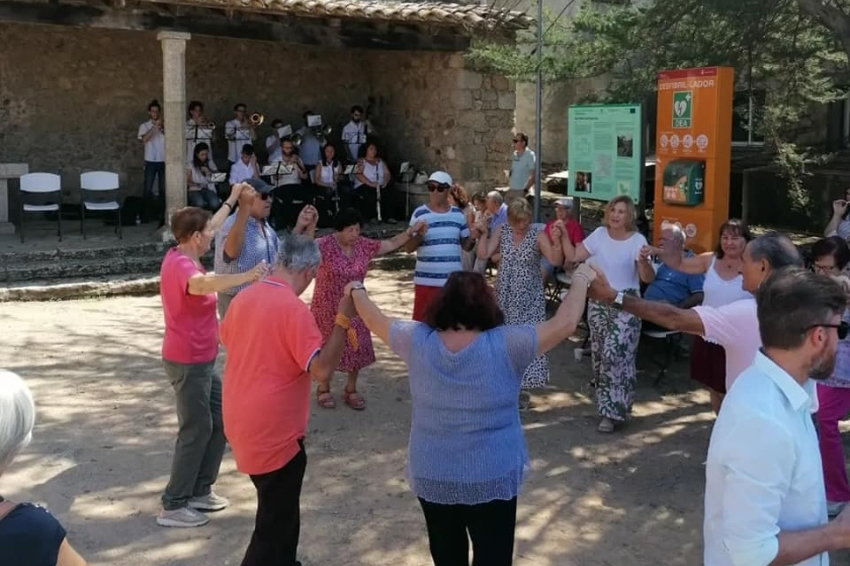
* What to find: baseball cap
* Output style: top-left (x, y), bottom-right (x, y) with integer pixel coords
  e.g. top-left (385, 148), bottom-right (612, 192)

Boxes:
top-left (427, 171), bottom-right (453, 186)
top-left (555, 197), bottom-right (574, 208)
top-left (245, 177), bottom-right (274, 194)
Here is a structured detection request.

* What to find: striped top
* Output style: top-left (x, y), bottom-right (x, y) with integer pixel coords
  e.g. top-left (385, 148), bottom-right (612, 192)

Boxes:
top-left (410, 205), bottom-right (471, 287)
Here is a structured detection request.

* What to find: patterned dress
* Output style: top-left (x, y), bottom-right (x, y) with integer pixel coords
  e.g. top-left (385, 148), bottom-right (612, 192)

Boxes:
top-left (311, 235), bottom-right (382, 372)
top-left (496, 224), bottom-right (549, 389)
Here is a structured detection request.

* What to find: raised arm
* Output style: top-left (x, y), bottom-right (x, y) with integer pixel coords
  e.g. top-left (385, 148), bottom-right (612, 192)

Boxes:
top-left (659, 250), bottom-right (713, 275)
top-left (537, 228), bottom-right (563, 267)
top-left (561, 234), bottom-right (591, 263)
top-left (307, 295), bottom-right (353, 382)
top-left (535, 264), bottom-right (594, 356)
top-left (347, 282), bottom-right (391, 345)
top-left (826, 199), bottom-right (849, 237)
top-left (379, 221), bottom-right (425, 256)
top-left (208, 183), bottom-right (247, 234)
top-left (187, 261), bottom-right (267, 295)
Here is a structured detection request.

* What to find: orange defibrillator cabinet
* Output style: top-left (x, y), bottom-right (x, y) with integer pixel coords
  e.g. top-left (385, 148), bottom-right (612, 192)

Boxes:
top-left (653, 67), bottom-right (734, 253)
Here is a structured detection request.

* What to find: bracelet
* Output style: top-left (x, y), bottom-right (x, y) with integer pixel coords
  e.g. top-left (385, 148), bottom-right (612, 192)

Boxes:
top-left (334, 313), bottom-right (360, 351)
top-left (572, 273), bottom-right (591, 288)
top-left (222, 201), bottom-right (234, 211)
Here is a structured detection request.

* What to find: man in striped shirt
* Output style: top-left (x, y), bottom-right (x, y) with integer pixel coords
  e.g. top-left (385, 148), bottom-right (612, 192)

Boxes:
top-left (404, 171), bottom-right (475, 321)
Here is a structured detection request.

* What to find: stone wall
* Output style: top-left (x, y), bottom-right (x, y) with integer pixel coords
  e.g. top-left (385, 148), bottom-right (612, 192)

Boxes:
top-left (0, 23), bottom-right (515, 208)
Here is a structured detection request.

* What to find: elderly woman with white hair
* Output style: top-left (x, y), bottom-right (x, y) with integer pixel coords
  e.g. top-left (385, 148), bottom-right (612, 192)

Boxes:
top-left (221, 234), bottom-right (355, 566)
top-left (0, 370), bottom-right (87, 566)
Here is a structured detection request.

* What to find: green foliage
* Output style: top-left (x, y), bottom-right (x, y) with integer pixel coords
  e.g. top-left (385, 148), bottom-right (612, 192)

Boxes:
top-left (469, 0), bottom-right (848, 211)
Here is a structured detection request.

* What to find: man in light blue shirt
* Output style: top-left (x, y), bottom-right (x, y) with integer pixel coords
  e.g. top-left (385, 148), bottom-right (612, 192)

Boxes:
top-left (507, 132), bottom-right (535, 202)
top-left (704, 267), bottom-right (850, 566)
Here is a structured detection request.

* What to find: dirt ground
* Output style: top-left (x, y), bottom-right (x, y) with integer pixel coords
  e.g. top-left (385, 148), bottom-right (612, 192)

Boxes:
top-left (2, 267), bottom-right (849, 566)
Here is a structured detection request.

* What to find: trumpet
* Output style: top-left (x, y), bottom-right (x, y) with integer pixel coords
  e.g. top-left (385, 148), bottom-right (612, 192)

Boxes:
top-left (204, 121), bottom-right (216, 132)
top-left (313, 124), bottom-right (333, 144)
top-left (250, 112), bottom-right (265, 126)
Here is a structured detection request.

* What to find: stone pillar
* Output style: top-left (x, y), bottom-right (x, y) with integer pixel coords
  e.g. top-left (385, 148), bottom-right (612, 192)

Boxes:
top-left (158, 31), bottom-right (190, 229)
top-left (0, 163), bottom-right (29, 235)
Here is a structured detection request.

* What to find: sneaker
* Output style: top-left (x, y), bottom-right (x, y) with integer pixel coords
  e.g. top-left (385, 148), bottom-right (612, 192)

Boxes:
top-left (157, 506), bottom-right (209, 528)
top-left (188, 491), bottom-right (229, 512)
top-left (828, 501), bottom-right (847, 518)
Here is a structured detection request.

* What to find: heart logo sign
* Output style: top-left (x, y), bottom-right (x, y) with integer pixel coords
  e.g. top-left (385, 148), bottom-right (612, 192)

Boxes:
top-left (674, 100), bottom-right (687, 117)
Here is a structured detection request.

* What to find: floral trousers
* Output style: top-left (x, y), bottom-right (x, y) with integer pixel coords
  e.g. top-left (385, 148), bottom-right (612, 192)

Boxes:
top-left (588, 298), bottom-right (642, 421)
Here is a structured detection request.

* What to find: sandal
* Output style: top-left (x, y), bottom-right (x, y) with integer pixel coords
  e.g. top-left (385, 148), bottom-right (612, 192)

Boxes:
top-left (597, 417), bottom-right (615, 433)
top-left (316, 388), bottom-right (335, 409)
top-left (342, 389), bottom-right (366, 411)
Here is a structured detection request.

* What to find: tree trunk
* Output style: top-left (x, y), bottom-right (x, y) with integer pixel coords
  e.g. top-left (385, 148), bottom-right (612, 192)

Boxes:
top-left (796, 0), bottom-right (850, 61)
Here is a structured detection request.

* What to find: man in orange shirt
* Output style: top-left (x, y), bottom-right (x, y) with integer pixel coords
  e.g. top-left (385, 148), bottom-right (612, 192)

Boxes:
top-left (220, 233), bottom-right (354, 566)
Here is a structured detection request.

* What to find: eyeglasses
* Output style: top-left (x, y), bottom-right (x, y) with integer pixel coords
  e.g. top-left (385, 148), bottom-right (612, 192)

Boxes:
top-left (512, 139), bottom-right (521, 143)
top-left (427, 183), bottom-right (449, 192)
top-left (259, 192), bottom-right (273, 201)
top-left (813, 263), bottom-right (839, 274)
top-left (805, 321), bottom-right (850, 340)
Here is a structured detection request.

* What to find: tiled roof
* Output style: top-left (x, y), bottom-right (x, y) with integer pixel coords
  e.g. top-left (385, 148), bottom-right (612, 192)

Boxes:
top-left (146, 0), bottom-right (532, 30)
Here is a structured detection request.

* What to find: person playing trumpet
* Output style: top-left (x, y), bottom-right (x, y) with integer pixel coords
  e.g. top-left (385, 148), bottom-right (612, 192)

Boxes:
top-left (225, 103), bottom-right (258, 167)
top-left (186, 101), bottom-right (217, 169)
top-left (138, 98), bottom-right (165, 225)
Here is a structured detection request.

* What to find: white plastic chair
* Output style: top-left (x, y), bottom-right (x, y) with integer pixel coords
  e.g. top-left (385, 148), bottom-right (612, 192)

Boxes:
top-left (80, 171), bottom-right (121, 239)
top-left (19, 172), bottom-right (62, 243)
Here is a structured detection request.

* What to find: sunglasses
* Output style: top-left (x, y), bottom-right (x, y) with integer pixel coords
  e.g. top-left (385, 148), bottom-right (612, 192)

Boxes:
top-left (427, 183), bottom-right (449, 192)
top-left (806, 321), bottom-right (850, 340)
top-left (259, 192), bottom-right (273, 200)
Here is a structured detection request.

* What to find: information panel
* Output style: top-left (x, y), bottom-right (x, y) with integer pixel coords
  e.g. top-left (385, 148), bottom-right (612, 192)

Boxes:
top-left (567, 104), bottom-right (643, 203)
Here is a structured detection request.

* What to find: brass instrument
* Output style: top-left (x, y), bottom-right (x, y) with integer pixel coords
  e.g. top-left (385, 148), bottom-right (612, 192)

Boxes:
top-left (204, 120), bottom-right (217, 132)
top-left (289, 132), bottom-right (303, 147)
top-left (313, 124), bottom-right (333, 144)
top-left (250, 112), bottom-right (265, 126)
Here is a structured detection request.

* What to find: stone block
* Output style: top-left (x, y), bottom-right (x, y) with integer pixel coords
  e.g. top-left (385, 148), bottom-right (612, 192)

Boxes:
top-left (452, 90), bottom-right (474, 110)
top-left (492, 75), bottom-right (509, 91)
top-left (481, 89), bottom-right (498, 102)
top-left (457, 70), bottom-right (483, 90)
top-left (498, 91), bottom-right (516, 110)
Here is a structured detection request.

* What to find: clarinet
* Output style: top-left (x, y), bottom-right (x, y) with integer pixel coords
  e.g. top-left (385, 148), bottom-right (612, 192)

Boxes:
top-left (375, 161), bottom-right (382, 222)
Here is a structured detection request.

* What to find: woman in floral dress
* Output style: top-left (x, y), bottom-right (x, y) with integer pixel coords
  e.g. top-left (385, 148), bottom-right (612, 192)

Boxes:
top-left (311, 208), bottom-right (427, 410)
top-left (477, 199), bottom-right (563, 393)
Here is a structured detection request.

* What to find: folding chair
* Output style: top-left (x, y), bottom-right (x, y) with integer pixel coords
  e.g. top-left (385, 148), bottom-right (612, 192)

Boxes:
top-left (641, 328), bottom-right (684, 386)
top-left (19, 172), bottom-right (62, 243)
top-left (80, 171), bottom-right (122, 239)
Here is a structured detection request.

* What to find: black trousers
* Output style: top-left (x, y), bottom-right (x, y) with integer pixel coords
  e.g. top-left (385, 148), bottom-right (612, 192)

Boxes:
top-left (355, 184), bottom-right (395, 221)
top-left (241, 441), bottom-right (307, 566)
top-left (418, 497), bottom-right (517, 566)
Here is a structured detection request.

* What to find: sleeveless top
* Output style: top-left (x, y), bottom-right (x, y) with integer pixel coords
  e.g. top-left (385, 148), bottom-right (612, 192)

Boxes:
top-left (317, 161), bottom-right (340, 186)
top-left (702, 256), bottom-right (751, 308)
top-left (0, 501), bottom-right (66, 566)
top-left (354, 159), bottom-right (385, 189)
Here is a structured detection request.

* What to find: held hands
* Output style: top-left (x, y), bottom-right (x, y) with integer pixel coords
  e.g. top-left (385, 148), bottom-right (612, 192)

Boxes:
top-left (834, 199), bottom-right (849, 216)
top-left (550, 224), bottom-right (563, 240)
top-left (250, 260), bottom-right (270, 281)
top-left (337, 293), bottom-right (356, 318)
top-left (587, 265), bottom-right (615, 301)
top-left (296, 205), bottom-right (319, 230)
top-left (638, 244), bottom-right (656, 262)
top-left (410, 220), bottom-right (427, 237)
top-left (571, 263), bottom-right (597, 288)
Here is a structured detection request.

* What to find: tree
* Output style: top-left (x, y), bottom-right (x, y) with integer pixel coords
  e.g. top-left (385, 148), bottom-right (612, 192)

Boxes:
top-left (796, 0), bottom-right (850, 62)
top-left (469, 0), bottom-right (847, 211)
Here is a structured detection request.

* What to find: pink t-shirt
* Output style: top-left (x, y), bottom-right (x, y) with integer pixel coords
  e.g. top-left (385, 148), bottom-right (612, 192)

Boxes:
top-left (160, 248), bottom-right (219, 364)
top-left (694, 298), bottom-right (760, 390)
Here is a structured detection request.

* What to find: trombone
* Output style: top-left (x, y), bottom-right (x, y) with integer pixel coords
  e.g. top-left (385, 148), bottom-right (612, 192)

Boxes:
top-left (250, 112), bottom-right (265, 126)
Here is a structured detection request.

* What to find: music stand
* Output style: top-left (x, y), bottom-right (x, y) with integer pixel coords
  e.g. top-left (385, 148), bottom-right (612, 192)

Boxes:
top-left (400, 162), bottom-right (412, 218)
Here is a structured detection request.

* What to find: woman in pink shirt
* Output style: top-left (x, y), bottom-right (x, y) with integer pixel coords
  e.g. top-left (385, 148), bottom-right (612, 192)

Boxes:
top-left (157, 184), bottom-right (268, 529)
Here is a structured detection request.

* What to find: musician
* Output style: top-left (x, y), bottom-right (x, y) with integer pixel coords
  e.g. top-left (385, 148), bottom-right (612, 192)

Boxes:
top-left (266, 119), bottom-right (284, 164)
top-left (273, 138), bottom-right (309, 229)
top-left (137, 99), bottom-right (165, 224)
top-left (353, 142), bottom-right (393, 222)
top-left (229, 144), bottom-right (260, 186)
top-left (186, 101), bottom-right (217, 170)
top-left (225, 103), bottom-right (257, 165)
top-left (295, 111), bottom-right (326, 183)
top-left (186, 142), bottom-right (222, 211)
top-left (313, 144), bottom-right (344, 220)
top-left (342, 105), bottom-right (368, 163)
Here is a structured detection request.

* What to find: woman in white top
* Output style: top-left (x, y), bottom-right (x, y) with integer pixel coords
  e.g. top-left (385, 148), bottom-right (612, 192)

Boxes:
top-left (562, 195), bottom-right (655, 432)
top-left (314, 144), bottom-right (344, 218)
top-left (645, 219), bottom-right (752, 414)
top-left (354, 142), bottom-right (392, 222)
top-left (186, 143), bottom-right (221, 211)
top-left (185, 101), bottom-right (217, 169)
top-left (825, 188), bottom-right (850, 242)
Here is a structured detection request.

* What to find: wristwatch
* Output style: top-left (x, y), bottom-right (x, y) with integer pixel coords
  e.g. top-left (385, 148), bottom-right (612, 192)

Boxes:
top-left (613, 291), bottom-right (625, 308)
top-left (349, 281), bottom-right (367, 294)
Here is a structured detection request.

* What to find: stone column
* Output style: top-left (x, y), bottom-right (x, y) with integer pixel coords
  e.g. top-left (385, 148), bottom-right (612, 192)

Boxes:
top-left (0, 163), bottom-right (29, 235)
top-left (158, 31), bottom-right (191, 229)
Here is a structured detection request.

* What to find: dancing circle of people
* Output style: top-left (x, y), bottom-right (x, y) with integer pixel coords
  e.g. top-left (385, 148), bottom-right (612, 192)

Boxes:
top-left (7, 174), bottom-right (850, 566)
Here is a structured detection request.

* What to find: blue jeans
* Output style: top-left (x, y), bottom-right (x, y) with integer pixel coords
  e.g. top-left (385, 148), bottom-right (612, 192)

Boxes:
top-left (188, 190), bottom-right (221, 211)
top-left (143, 161), bottom-right (165, 222)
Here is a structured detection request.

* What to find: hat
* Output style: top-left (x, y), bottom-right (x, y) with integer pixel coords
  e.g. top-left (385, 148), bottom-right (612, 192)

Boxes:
top-left (555, 197), bottom-right (574, 208)
top-left (427, 171), bottom-right (453, 186)
top-left (245, 177), bottom-right (274, 194)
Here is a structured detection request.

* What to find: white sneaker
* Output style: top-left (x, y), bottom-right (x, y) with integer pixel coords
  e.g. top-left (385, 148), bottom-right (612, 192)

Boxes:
top-left (156, 506), bottom-right (210, 528)
top-left (188, 491), bottom-right (229, 512)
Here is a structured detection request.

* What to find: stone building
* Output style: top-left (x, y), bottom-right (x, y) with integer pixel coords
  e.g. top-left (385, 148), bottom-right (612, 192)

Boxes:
top-left (0, 0), bottom-right (526, 225)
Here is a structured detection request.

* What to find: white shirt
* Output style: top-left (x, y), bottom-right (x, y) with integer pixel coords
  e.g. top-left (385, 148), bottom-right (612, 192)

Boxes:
top-left (266, 134), bottom-right (282, 163)
top-left (354, 159), bottom-right (386, 189)
top-left (703, 256), bottom-right (753, 308)
top-left (226, 119), bottom-right (253, 163)
top-left (316, 161), bottom-right (340, 186)
top-left (342, 120), bottom-right (368, 161)
top-left (272, 156), bottom-right (304, 187)
top-left (694, 298), bottom-right (760, 390)
top-left (138, 120), bottom-right (165, 162)
top-left (229, 159), bottom-right (256, 185)
top-left (582, 227), bottom-right (647, 291)
top-left (704, 351), bottom-right (827, 566)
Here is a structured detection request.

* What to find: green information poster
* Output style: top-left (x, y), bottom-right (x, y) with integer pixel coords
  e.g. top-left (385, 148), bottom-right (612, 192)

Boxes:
top-left (567, 104), bottom-right (643, 203)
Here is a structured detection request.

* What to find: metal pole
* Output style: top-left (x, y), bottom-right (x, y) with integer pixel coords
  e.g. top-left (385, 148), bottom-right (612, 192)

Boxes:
top-left (533, 0), bottom-right (543, 223)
